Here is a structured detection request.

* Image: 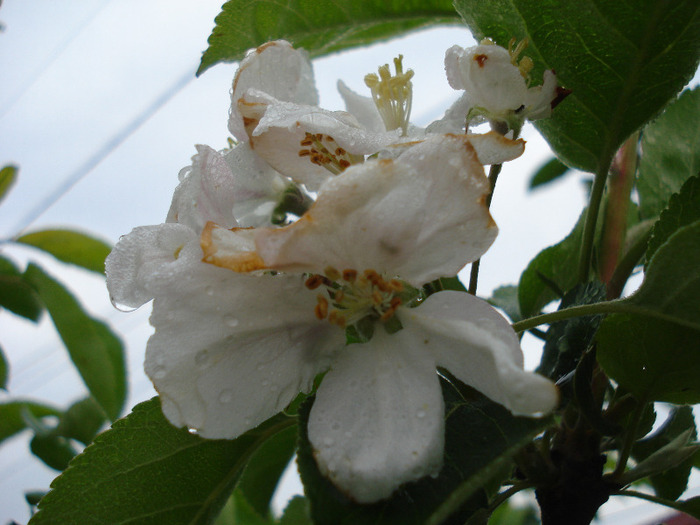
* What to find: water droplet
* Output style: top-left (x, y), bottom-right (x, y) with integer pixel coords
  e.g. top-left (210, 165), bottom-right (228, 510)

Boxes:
top-left (195, 349), bottom-right (209, 366)
top-left (416, 410), bottom-right (426, 419)
top-left (152, 366), bottom-right (166, 380)
top-left (256, 364), bottom-right (265, 371)
top-left (218, 389), bottom-right (233, 404)
top-left (243, 417), bottom-right (252, 426)
top-left (323, 437), bottom-right (334, 447)
top-left (205, 286), bottom-right (214, 296)
top-left (270, 384), bottom-right (278, 392)
top-left (331, 422), bottom-right (340, 430)
top-left (224, 315), bottom-right (239, 327)
top-left (187, 427), bottom-right (199, 435)
top-left (344, 431), bottom-right (353, 438)
top-left (261, 380), bottom-right (270, 387)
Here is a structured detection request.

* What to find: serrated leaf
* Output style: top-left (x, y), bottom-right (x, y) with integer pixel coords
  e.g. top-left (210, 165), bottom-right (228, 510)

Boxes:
top-left (0, 164), bottom-right (18, 204)
top-left (16, 229), bottom-right (112, 275)
top-left (279, 497), bottom-right (313, 525)
top-left (30, 398), bottom-right (296, 525)
top-left (23, 264), bottom-right (126, 421)
top-left (0, 401), bottom-right (61, 443)
top-left (0, 272), bottom-right (43, 321)
top-left (529, 157), bottom-right (570, 189)
top-left (646, 175), bottom-right (700, 265)
top-left (297, 376), bottom-right (551, 525)
top-left (55, 397), bottom-right (107, 445)
top-left (638, 88), bottom-right (700, 219)
top-left (632, 407), bottom-right (698, 500)
top-left (237, 423), bottom-right (297, 517)
top-left (455, 0), bottom-right (700, 174)
top-left (623, 220), bottom-right (700, 331)
top-left (198, 0), bottom-right (461, 75)
top-left (30, 433), bottom-right (78, 472)
top-left (488, 285), bottom-right (521, 323)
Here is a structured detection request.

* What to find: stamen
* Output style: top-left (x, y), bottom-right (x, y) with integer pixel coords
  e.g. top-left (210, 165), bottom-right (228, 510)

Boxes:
top-left (364, 55), bottom-right (414, 136)
top-left (508, 37), bottom-right (534, 79)
top-left (315, 296), bottom-right (329, 320)
top-left (297, 133), bottom-right (362, 175)
top-left (342, 269), bottom-right (357, 282)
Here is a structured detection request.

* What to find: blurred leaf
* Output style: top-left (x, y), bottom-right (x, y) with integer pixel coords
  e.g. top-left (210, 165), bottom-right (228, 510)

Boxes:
top-left (0, 268), bottom-right (42, 321)
top-left (456, 0), bottom-right (700, 174)
top-left (23, 264), bottom-right (126, 421)
top-left (0, 343), bottom-right (7, 390)
top-left (529, 157), bottom-right (570, 189)
top-left (30, 398), bottom-right (296, 525)
top-left (0, 164), bottom-right (17, 204)
top-left (622, 220), bottom-right (700, 331)
top-left (632, 407), bottom-right (698, 500)
top-left (537, 282), bottom-right (605, 382)
top-left (488, 285), bottom-right (521, 323)
top-left (16, 229), bottom-right (112, 275)
top-left (0, 401), bottom-right (61, 443)
top-left (198, 0), bottom-right (461, 75)
top-left (646, 175), bottom-right (700, 266)
top-left (638, 88), bottom-right (700, 219)
top-left (279, 497), bottom-right (313, 525)
top-left (297, 376), bottom-right (551, 525)
top-left (215, 490), bottom-right (272, 525)
top-left (677, 496), bottom-right (700, 518)
top-left (488, 501), bottom-right (539, 525)
top-left (518, 210), bottom-right (584, 318)
top-left (237, 423), bottom-right (297, 517)
top-left (55, 397), bottom-right (106, 445)
top-left (25, 491), bottom-right (47, 510)
top-left (30, 433), bottom-right (78, 472)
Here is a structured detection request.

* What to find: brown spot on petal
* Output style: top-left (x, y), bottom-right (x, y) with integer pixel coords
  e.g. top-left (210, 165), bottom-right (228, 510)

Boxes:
top-left (200, 222), bottom-right (267, 273)
top-left (474, 54), bottom-right (488, 67)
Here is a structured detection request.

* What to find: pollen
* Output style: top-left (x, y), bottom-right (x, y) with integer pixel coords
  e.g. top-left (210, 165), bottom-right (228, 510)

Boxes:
top-left (364, 55), bottom-right (413, 136)
top-left (297, 133), bottom-right (363, 175)
top-left (508, 37), bottom-right (534, 79)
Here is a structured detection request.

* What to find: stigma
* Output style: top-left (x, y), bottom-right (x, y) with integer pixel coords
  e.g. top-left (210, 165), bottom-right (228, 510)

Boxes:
top-left (364, 55), bottom-right (414, 136)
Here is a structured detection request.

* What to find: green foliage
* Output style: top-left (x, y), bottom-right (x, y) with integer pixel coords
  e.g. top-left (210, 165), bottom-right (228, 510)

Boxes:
top-left (30, 398), bottom-right (296, 525)
top-left (198, 0), bottom-right (461, 75)
top-left (55, 397), bottom-right (107, 445)
top-left (23, 263), bottom-right (126, 421)
top-left (646, 174), bottom-right (700, 265)
top-left (455, 0), bottom-right (700, 173)
top-left (296, 376), bottom-right (552, 525)
top-left (0, 255), bottom-right (42, 321)
top-left (279, 497), bottom-right (313, 525)
top-left (0, 401), bottom-right (61, 443)
top-left (488, 285), bottom-right (521, 323)
top-left (528, 157), bottom-right (570, 189)
top-left (638, 88), bottom-right (700, 219)
top-left (30, 433), bottom-right (78, 472)
top-left (0, 343), bottom-right (7, 389)
top-left (632, 407), bottom-right (698, 500)
top-left (0, 164), bottom-right (18, 204)
top-left (16, 229), bottom-right (113, 275)
top-left (488, 501), bottom-right (539, 525)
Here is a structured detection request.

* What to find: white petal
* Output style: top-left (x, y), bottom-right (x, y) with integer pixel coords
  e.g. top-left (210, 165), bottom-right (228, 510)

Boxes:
top-left (337, 79), bottom-right (385, 133)
top-left (105, 224), bottom-right (200, 309)
top-left (467, 131), bottom-right (525, 165)
top-left (229, 40), bottom-right (318, 141)
top-left (525, 69), bottom-right (558, 120)
top-left (255, 134), bottom-right (497, 285)
top-left (403, 291), bottom-right (559, 415)
top-left (146, 269), bottom-right (343, 438)
top-left (425, 92), bottom-right (472, 134)
top-left (309, 330), bottom-right (444, 503)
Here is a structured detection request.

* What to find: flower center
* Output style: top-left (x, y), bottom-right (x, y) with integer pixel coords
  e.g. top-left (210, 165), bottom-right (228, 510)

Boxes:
top-left (298, 132), bottom-right (363, 175)
top-left (305, 267), bottom-right (413, 341)
top-left (364, 55), bottom-right (414, 136)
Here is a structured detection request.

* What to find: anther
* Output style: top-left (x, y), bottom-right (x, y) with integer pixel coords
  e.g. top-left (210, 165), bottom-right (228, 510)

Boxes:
top-left (315, 296), bottom-right (329, 319)
top-left (342, 269), bottom-right (357, 282)
top-left (324, 266), bottom-right (341, 281)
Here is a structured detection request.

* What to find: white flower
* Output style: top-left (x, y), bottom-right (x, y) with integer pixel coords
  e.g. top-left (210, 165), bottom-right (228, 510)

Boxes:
top-left (443, 39), bottom-right (560, 132)
top-left (197, 134), bottom-right (557, 502)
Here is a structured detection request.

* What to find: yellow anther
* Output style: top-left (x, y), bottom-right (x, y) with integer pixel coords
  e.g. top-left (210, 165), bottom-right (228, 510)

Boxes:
top-left (342, 269), bottom-right (357, 282)
top-left (315, 296), bottom-right (329, 320)
top-left (364, 55), bottom-right (413, 135)
top-left (324, 266), bottom-right (341, 281)
top-left (389, 279), bottom-right (403, 292)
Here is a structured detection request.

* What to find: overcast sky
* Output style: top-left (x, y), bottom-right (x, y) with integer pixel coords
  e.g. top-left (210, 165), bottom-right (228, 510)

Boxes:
top-left (0, 2), bottom-right (695, 523)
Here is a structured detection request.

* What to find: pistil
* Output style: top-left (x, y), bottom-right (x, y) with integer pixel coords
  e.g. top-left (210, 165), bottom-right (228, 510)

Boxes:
top-left (364, 55), bottom-right (414, 136)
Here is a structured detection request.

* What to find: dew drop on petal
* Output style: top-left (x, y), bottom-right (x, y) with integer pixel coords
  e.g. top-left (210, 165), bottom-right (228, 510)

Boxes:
top-left (323, 437), bottom-right (334, 447)
top-left (224, 315), bottom-right (239, 327)
top-left (205, 285), bottom-right (214, 296)
top-left (416, 410), bottom-right (426, 419)
top-left (188, 427), bottom-right (199, 435)
top-left (218, 389), bottom-right (233, 404)
top-left (261, 379), bottom-right (270, 387)
top-left (152, 366), bottom-right (166, 380)
top-left (331, 422), bottom-right (341, 430)
top-left (194, 349), bottom-right (209, 367)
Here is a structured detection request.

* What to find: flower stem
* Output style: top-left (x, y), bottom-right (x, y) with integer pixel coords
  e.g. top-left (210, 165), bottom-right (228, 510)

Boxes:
top-left (610, 399), bottom-right (645, 480)
top-left (468, 162), bottom-right (503, 295)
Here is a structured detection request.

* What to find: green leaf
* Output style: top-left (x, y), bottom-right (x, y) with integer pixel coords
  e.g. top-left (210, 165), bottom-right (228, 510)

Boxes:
top-left (16, 229), bottom-right (112, 275)
top-left (215, 490), bottom-right (273, 525)
top-left (297, 376), bottom-right (551, 525)
top-left (0, 267), bottom-right (43, 321)
top-left (23, 264), bottom-right (126, 421)
top-left (623, 220), bottom-right (700, 331)
top-left (0, 344), bottom-right (7, 390)
top-left (646, 175), bottom-right (700, 265)
top-left (518, 210), bottom-right (584, 318)
top-left (30, 433), bottom-right (78, 472)
top-left (30, 398), bottom-right (296, 525)
top-left (638, 88), bottom-right (700, 219)
top-left (237, 423), bottom-right (297, 517)
top-left (632, 407), bottom-right (698, 500)
top-left (55, 397), bottom-right (107, 445)
top-left (488, 502), bottom-right (539, 525)
top-left (677, 496), bottom-right (700, 519)
top-left (0, 164), bottom-right (18, 204)
top-left (528, 157), bottom-right (570, 189)
top-left (198, 0), bottom-right (461, 75)
top-left (0, 401), bottom-right (61, 443)
top-left (488, 285), bottom-right (521, 323)
top-left (279, 497), bottom-right (313, 525)
top-left (455, 0), bottom-right (700, 173)
top-left (597, 315), bottom-right (700, 404)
